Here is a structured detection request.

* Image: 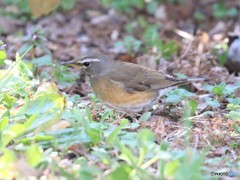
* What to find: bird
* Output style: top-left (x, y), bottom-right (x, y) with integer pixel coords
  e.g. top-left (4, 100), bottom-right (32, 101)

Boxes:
top-left (62, 53), bottom-right (204, 113)
top-left (225, 35), bottom-right (240, 74)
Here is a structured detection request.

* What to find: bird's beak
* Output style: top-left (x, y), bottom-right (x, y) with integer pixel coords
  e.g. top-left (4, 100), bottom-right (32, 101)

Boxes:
top-left (61, 59), bottom-right (82, 70)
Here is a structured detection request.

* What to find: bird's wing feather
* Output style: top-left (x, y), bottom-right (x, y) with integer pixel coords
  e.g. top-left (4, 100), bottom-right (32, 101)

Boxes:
top-left (107, 62), bottom-right (187, 92)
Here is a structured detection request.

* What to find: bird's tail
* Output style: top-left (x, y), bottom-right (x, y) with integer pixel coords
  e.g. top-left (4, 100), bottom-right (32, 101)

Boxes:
top-left (185, 77), bottom-right (206, 82)
top-left (168, 76), bottom-right (206, 87)
top-left (165, 74), bottom-right (206, 83)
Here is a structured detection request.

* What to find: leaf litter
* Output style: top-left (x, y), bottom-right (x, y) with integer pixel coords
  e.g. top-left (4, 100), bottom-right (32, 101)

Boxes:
top-left (1, 0), bottom-right (240, 178)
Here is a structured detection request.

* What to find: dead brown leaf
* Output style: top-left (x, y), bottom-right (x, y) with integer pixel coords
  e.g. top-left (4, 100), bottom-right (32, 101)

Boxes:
top-left (29, 0), bottom-right (60, 18)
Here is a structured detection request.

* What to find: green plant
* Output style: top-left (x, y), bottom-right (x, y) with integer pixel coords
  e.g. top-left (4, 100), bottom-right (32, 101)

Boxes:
top-left (194, 12), bottom-right (206, 21)
top-left (203, 82), bottom-right (240, 97)
top-left (18, 27), bottom-right (50, 58)
top-left (0, 53), bottom-right (66, 178)
top-left (60, 0), bottom-right (76, 10)
top-left (212, 42), bottom-right (228, 66)
top-left (212, 2), bottom-right (238, 19)
top-left (2, 0), bottom-right (29, 14)
top-left (226, 97), bottom-right (240, 132)
top-left (203, 82), bottom-right (240, 133)
top-left (101, 0), bottom-right (160, 14)
top-left (1, 42), bottom-right (238, 178)
top-left (18, 27), bottom-right (77, 87)
top-left (202, 83), bottom-right (237, 109)
top-left (165, 88), bottom-right (195, 104)
top-left (115, 36), bottom-right (142, 54)
top-left (116, 25), bottom-right (179, 59)
top-left (0, 41), bottom-right (7, 65)
top-left (143, 25), bottom-right (179, 59)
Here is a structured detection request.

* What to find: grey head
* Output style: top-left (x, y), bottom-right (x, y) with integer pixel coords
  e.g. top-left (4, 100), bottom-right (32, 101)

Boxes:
top-left (64, 52), bottom-right (115, 77)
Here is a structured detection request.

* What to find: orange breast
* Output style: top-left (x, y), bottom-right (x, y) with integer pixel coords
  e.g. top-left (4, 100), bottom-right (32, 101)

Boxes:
top-left (90, 77), bottom-right (157, 112)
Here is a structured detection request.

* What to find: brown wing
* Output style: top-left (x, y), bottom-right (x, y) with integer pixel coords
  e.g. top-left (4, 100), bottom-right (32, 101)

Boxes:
top-left (107, 61), bottom-right (188, 92)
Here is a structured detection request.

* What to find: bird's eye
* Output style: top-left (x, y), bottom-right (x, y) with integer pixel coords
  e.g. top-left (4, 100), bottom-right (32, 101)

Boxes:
top-left (83, 62), bottom-right (90, 67)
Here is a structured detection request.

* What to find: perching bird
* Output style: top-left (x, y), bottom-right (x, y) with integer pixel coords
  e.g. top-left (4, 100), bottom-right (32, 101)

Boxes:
top-left (63, 53), bottom-right (204, 113)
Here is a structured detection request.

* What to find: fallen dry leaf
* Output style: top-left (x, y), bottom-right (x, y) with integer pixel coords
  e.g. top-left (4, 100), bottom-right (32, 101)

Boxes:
top-left (29, 0), bottom-right (60, 18)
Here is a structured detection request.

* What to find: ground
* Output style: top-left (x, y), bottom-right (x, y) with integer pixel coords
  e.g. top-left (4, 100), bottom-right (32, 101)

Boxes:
top-left (0, 0), bottom-right (239, 179)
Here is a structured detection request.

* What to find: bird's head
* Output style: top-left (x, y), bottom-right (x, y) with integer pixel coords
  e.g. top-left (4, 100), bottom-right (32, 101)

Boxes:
top-left (62, 53), bottom-right (113, 76)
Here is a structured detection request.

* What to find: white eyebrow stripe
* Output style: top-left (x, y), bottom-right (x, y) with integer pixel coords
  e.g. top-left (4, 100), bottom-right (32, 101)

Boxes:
top-left (81, 58), bottom-right (101, 63)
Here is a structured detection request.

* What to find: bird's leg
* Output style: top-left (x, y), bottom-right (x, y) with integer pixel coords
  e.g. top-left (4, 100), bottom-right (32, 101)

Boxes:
top-left (119, 112), bottom-right (139, 122)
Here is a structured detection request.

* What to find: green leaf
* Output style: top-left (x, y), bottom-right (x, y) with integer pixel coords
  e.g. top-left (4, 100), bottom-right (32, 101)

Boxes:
top-left (188, 99), bottom-right (197, 115)
top-left (233, 124), bottom-right (240, 133)
top-left (165, 89), bottom-right (194, 104)
top-left (0, 50), bottom-right (6, 65)
top-left (164, 160), bottom-right (180, 177)
top-left (123, 36), bottom-right (142, 53)
top-left (226, 8), bottom-right (238, 17)
top-left (205, 98), bottom-right (220, 108)
top-left (212, 83), bottom-right (226, 96)
top-left (60, 0), bottom-right (76, 10)
top-left (106, 126), bottom-right (122, 144)
top-left (86, 107), bottom-right (93, 123)
top-left (2, 123), bottom-right (26, 147)
top-left (176, 149), bottom-right (202, 180)
top-left (120, 118), bottom-right (129, 126)
top-left (0, 117), bottom-right (9, 131)
top-left (19, 134), bottom-right (53, 144)
top-left (17, 82), bottom-right (65, 132)
top-left (227, 98), bottom-right (240, 105)
top-left (138, 129), bottom-right (155, 144)
top-left (202, 84), bottom-right (214, 92)
top-left (162, 41), bottom-right (179, 59)
top-left (17, 43), bottom-right (34, 58)
top-left (183, 99), bottom-right (198, 121)
top-left (77, 158), bottom-right (101, 180)
top-left (0, 149), bottom-right (16, 178)
top-left (54, 65), bottom-right (78, 87)
top-left (106, 119), bottom-right (128, 144)
top-left (160, 141), bottom-right (169, 151)
top-left (100, 110), bottom-right (113, 122)
top-left (32, 55), bottom-right (52, 66)
top-left (119, 144), bottom-right (137, 166)
top-left (143, 25), bottom-right (159, 46)
top-left (17, 53), bottom-right (33, 79)
top-left (194, 12), bottom-right (206, 21)
top-left (139, 112), bottom-right (151, 121)
top-left (25, 144), bottom-right (42, 167)
top-left (1, 94), bottom-right (17, 109)
top-left (0, 149), bottom-right (15, 163)
top-left (87, 128), bottom-right (101, 144)
top-left (175, 73), bottom-right (187, 79)
top-left (107, 163), bottom-right (131, 180)
top-left (212, 3), bottom-right (225, 18)
top-left (211, 42), bottom-right (228, 66)
top-left (165, 94), bottom-right (181, 104)
top-left (212, 3), bottom-right (237, 18)
top-left (146, 1), bottom-right (158, 14)
top-left (228, 111), bottom-right (240, 120)
top-left (0, 149), bottom-right (16, 179)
